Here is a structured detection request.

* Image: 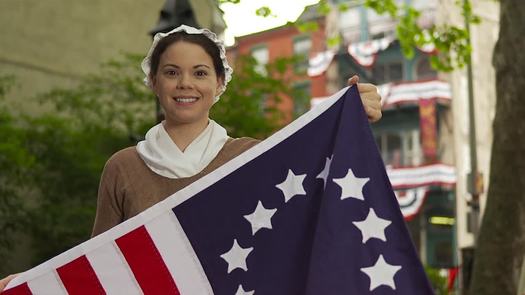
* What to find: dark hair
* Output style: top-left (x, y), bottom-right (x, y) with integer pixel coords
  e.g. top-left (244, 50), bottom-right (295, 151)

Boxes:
top-left (149, 32), bottom-right (225, 81)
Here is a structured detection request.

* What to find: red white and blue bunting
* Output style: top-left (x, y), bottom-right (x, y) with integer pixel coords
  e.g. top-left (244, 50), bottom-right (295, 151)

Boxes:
top-left (347, 36), bottom-right (394, 68)
top-left (311, 79), bottom-right (451, 109)
top-left (378, 80), bottom-right (451, 108)
top-left (387, 164), bottom-right (456, 220)
top-left (307, 50), bottom-right (336, 77)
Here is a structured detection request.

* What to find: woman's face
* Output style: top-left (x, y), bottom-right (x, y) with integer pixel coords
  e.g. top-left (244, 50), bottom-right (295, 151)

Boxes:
top-left (151, 40), bottom-right (223, 127)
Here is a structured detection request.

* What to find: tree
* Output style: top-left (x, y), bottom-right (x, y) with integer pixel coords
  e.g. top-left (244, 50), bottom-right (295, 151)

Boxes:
top-left (468, 1), bottom-right (525, 294)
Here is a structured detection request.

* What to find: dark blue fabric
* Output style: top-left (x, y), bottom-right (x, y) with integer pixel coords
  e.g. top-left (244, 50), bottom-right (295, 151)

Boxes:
top-left (173, 87), bottom-right (434, 294)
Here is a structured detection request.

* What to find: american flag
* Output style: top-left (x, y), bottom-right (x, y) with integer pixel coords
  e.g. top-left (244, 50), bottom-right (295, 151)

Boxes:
top-left (3, 86), bottom-right (433, 294)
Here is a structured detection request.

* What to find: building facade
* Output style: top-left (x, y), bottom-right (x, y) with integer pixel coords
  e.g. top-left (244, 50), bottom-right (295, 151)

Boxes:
top-left (230, 6), bottom-right (328, 124)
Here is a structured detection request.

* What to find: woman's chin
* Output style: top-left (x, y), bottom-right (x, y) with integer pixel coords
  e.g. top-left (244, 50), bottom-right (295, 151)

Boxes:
top-left (165, 114), bottom-right (208, 127)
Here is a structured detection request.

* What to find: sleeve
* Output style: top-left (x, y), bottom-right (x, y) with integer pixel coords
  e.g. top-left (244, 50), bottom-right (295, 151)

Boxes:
top-left (91, 156), bottom-right (125, 237)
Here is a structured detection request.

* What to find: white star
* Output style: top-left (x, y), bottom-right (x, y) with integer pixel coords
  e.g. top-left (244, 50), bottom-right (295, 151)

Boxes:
top-left (220, 239), bottom-right (253, 273)
top-left (235, 285), bottom-right (254, 295)
top-left (361, 255), bottom-right (402, 291)
top-left (244, 201), bottom-right (277, 235)
top-left (353, 208), bottom-right (392, 243)
top-left (275, 169), bottom-right (307, 203)
top-left (332, 169), bottom-right (370, 201)
top-left (316, 156), bottom-right (332, 188)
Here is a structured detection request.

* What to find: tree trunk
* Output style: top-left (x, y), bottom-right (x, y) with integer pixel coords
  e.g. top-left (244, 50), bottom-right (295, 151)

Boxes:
top-left (469, 0), bottom-right (525, 294)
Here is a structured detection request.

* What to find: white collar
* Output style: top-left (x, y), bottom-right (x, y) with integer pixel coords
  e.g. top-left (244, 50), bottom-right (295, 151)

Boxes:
top-left (136, 120), bottom-right (228, 178)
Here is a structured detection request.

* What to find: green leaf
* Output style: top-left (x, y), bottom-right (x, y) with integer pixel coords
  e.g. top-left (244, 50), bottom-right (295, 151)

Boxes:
top-left (337, 3), bottom-right (350, 12)
top-left (318, 0), bottom-right (331, 15)
top-left (327, 35), bottom-right (342, 48)
top-left (255, 6), bottom-right (272, 17)
top-left (296, 21), bottom-right (319, 33)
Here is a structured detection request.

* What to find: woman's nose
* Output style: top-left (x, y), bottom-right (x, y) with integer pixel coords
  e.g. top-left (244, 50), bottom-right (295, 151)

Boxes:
top-left (177, 73), bottom-right (193, 88)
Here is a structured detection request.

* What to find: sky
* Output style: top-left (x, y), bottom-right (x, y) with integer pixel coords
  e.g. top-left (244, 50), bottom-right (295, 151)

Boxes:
top-left (220, 0), bottom-right (319, 46)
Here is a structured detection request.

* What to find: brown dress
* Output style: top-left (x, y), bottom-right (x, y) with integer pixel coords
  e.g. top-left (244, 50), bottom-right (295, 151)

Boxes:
top-left (91, 137), bottom-right (259, 237)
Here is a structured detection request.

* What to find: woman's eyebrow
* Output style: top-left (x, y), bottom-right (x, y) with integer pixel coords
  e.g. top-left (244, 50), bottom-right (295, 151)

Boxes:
top-left (161, 64), bottom-right (211, 69)
top-left (161, 64), bottom-right (179, 69)
top-left (194, 64), bottom-right (212, 69)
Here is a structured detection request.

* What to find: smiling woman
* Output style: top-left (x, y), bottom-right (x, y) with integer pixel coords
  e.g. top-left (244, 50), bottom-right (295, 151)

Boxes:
top-left (0, 24), bottom-right (383, 291)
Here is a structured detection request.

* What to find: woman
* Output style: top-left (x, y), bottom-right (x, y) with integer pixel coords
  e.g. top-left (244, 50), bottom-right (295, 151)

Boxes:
top-left (0, 25), bottom-right (381, 291)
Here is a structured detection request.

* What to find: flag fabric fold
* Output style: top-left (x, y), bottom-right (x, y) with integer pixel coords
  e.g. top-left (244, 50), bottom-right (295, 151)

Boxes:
top-left (3, 86), bottom-right (433, 295)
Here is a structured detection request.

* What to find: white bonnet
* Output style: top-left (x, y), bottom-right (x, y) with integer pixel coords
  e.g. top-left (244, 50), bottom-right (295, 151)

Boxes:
top-left (141, 24), bottom-right (233, 102)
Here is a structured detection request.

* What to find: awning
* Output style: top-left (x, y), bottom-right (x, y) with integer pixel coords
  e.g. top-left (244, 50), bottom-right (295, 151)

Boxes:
top-left (387, 163), bottom-right (456, 221)
top-left (311, 79), bottom-right (452, 109)
top-left (378, 79), bottom-right (452, 108)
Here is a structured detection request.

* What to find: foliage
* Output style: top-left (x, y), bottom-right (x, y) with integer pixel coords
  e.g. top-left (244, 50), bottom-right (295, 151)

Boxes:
top-left (425, 266), bottom-right (450, 295)
top-left (365, 0), bottom-right (478, 71)
top-left (0, 76), bottom-right (34, 273)
top-left (37, 53), bottom-right (155, 138)
top-left (213, 54), bottom-right (305, 139)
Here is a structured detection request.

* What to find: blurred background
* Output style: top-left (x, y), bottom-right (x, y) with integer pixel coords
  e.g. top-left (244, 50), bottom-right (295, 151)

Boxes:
top-left (0, 0), bottom-right (518, 294)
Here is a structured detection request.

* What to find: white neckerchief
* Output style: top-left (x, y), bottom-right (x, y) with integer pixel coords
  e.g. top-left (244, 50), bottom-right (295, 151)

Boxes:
top-left (136, 120), bottom-right (229, 179)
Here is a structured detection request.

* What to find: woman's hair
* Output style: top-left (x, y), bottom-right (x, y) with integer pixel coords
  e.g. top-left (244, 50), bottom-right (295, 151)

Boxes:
top-left (148, 32), bottom-right (225, 81)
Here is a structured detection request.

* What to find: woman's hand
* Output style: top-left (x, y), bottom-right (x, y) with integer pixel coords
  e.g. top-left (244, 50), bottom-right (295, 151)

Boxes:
top-left (0, 274), bottom-right (19, 292)
top-left (347, 75), bottom-right (382, 123)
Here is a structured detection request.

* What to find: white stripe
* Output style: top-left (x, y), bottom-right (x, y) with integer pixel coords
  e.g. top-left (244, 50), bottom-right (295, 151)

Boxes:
top-left (310, 96), bottom-right (330, 108)
top-left (146, 212), bottom-right (213, 295)
top-left (86, 243), bottom-right (142, 295)
top-left (7, 244), bottom-right (84, 291)
top-left (27, 271), bottom-right (67, 295)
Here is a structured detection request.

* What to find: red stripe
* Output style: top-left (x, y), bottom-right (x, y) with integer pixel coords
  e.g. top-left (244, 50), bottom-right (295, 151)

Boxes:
top-left (56, 255), bottom-right (105, 295)
top-left (1, 283), bottom-right (31, 295)
top-left (116, 225), bottom-right (180, 295)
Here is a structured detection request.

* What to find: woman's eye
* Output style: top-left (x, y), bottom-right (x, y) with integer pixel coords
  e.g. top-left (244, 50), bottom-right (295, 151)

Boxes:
top-left (195, 70), bottom-right (208, 77)
top-left (166, 70), bottom-right (178, 76)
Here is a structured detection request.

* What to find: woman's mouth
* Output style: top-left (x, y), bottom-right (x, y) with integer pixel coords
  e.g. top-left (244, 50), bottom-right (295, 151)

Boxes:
top-left (173, 97), bottom-right (198, 103)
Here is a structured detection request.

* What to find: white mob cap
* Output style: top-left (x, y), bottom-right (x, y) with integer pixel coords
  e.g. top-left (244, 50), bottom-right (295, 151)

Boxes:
top-left (141, 24), bottom-right (233, 102)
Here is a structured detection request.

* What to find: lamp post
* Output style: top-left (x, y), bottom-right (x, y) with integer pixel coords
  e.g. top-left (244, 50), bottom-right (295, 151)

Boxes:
top-left (149, 0), bottom-right (199, 123)
top-left (462, 1), bottom-right (483, 293)
top-left (464, 0), bottom-right (483, 244)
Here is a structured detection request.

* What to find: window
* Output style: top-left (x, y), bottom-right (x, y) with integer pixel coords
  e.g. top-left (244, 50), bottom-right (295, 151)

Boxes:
top-left (293, 36), bottom-right (311, 73)
top-left (416, 56), bottom-right (437, 80)
top-left (372, 62), bottom-right (403, 84)
top-left (375, 129), bottom-right (422, 167)
top-left (251, 45), bottom-right (269, 75)
top-left (424, 191), bottom-right (456, 268)
top-left (292, 81), bottom-right (311, 118)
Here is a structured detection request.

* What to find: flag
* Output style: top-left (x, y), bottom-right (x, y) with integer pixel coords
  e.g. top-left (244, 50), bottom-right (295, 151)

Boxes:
top-left (3, 86), bottom-right (433, 294)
